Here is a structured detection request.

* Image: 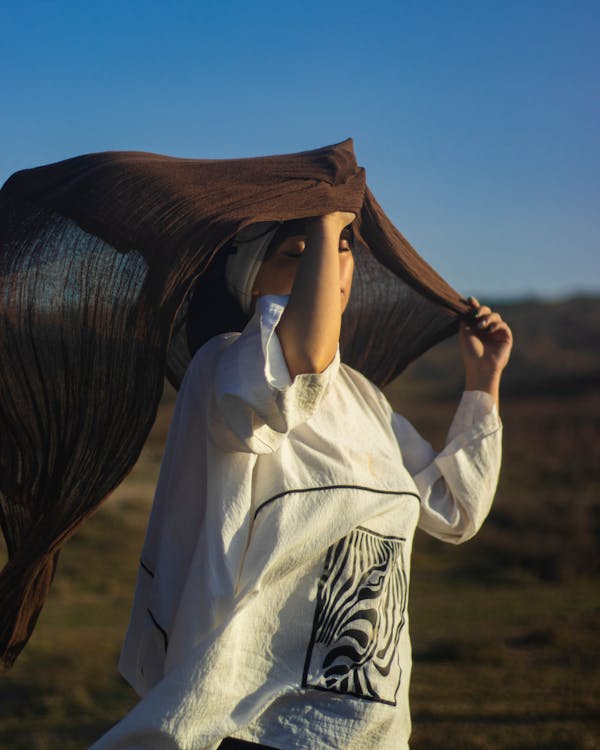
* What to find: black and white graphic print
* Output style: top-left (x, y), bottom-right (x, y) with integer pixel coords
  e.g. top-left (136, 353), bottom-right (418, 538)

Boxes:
top-left (302, 526), bottom-right (408, 705)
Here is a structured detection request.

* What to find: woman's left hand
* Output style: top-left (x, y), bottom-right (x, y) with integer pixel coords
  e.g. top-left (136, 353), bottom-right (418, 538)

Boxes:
top-left (459, 296), bottom-right (513, 403)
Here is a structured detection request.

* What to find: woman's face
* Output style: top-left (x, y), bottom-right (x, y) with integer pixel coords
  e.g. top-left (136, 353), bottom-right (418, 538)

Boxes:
top-left (252, 230), bottom-right (355, 313)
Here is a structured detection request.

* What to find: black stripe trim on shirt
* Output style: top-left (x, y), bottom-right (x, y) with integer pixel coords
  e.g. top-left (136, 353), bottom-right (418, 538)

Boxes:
top-left (355, 525), bottom-right (407, 543)
top-left (147, 609), bottom-right (169, 651)
top-left (254, 485), bottom-right (420, 521)
top-left (140, 559), bottom-right (155, 578)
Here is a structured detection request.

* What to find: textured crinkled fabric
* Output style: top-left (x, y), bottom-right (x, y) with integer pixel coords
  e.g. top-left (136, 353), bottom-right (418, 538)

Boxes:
top-left (0, 138), bottom-right (468, 668)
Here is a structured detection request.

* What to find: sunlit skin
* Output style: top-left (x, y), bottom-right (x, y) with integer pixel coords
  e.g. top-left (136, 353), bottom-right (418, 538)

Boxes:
top-left (253, 212), bottom-right (513, 407)
top-left (460, 296), bottom-right (513, 408)
top-left (252, 212), bottom-right (355, 379)
top-left (253, 232), bottom-right (354, 311)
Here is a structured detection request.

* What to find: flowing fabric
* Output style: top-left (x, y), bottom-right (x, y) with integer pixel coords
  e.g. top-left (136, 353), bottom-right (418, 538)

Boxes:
top-left (0, 138), bottom-right (468, 669)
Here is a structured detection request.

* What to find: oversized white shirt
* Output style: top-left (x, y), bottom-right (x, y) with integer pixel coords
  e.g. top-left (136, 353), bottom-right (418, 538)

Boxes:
top-left (91, 295), bottom-right (502, 750)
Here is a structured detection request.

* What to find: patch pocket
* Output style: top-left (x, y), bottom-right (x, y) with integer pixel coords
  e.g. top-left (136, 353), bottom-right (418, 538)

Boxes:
top-left (302, 526), bottom-right (408, 706)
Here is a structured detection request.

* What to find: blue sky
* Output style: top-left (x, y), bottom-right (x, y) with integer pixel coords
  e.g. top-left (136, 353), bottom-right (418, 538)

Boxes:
top-left (1, 0), bottom-right (598, 300)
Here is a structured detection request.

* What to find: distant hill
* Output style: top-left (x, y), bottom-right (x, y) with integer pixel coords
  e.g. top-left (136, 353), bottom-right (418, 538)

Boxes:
top-left (386, 295), bottom-right (600, 402)
top-left (160, 295), bottom-right (600, 406)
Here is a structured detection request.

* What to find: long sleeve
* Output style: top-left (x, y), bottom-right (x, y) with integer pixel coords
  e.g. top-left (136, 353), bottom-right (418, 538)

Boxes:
top-left (391, 391), bottom-right (502, 544)
top-left (210, 294), bottom-right (340, 453)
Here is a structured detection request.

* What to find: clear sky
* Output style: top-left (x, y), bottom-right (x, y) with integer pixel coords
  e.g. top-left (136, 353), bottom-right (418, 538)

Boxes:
top-left (1, 0), bottom-right (598, 300)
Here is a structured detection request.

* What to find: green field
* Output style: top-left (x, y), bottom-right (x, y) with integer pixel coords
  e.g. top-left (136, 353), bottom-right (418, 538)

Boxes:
top-left (2, 296), bottom-right (600, 749)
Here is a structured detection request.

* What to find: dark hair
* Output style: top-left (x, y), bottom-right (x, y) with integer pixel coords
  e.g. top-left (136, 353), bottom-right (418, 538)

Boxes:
top-left (185, 246), bottom-right (248, 353)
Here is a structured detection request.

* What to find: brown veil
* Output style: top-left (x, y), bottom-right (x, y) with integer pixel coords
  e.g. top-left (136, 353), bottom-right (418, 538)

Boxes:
top-left (0, 138), bottom-right (469, 669)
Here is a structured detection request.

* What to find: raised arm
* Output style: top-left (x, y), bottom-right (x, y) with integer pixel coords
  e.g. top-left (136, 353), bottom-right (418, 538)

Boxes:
top-left (460, 296), bottom-right (513, 409)
top-left (268, 212), bottom-right (355, 378)
top-left (390, 298), bottom-right (512, 543)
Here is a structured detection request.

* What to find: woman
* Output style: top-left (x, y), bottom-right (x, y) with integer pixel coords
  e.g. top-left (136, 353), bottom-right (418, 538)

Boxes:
top-left (92, 212), bottom-right (512, 750)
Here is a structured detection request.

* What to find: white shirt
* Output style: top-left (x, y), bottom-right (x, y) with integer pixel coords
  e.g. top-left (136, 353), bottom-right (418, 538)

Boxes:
top-left (91, 295), bottom-right (502, 750)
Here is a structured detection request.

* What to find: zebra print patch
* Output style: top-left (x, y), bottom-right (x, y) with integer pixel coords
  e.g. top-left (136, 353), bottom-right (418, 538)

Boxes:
top-left (302, 526), bottom-right (408, 705)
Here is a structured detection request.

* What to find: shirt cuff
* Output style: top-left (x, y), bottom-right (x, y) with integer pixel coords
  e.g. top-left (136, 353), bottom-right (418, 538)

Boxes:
top-left (446, 390), bottom-right (499, 444)
top-left (257, 294), bottom-right (340, 391)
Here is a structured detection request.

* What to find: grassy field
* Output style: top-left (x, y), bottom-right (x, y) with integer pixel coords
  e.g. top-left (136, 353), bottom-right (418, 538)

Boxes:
top-left (1, 384), bottom-right (598, 749)
top-left (404, 390), bottom-right (600, 750)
